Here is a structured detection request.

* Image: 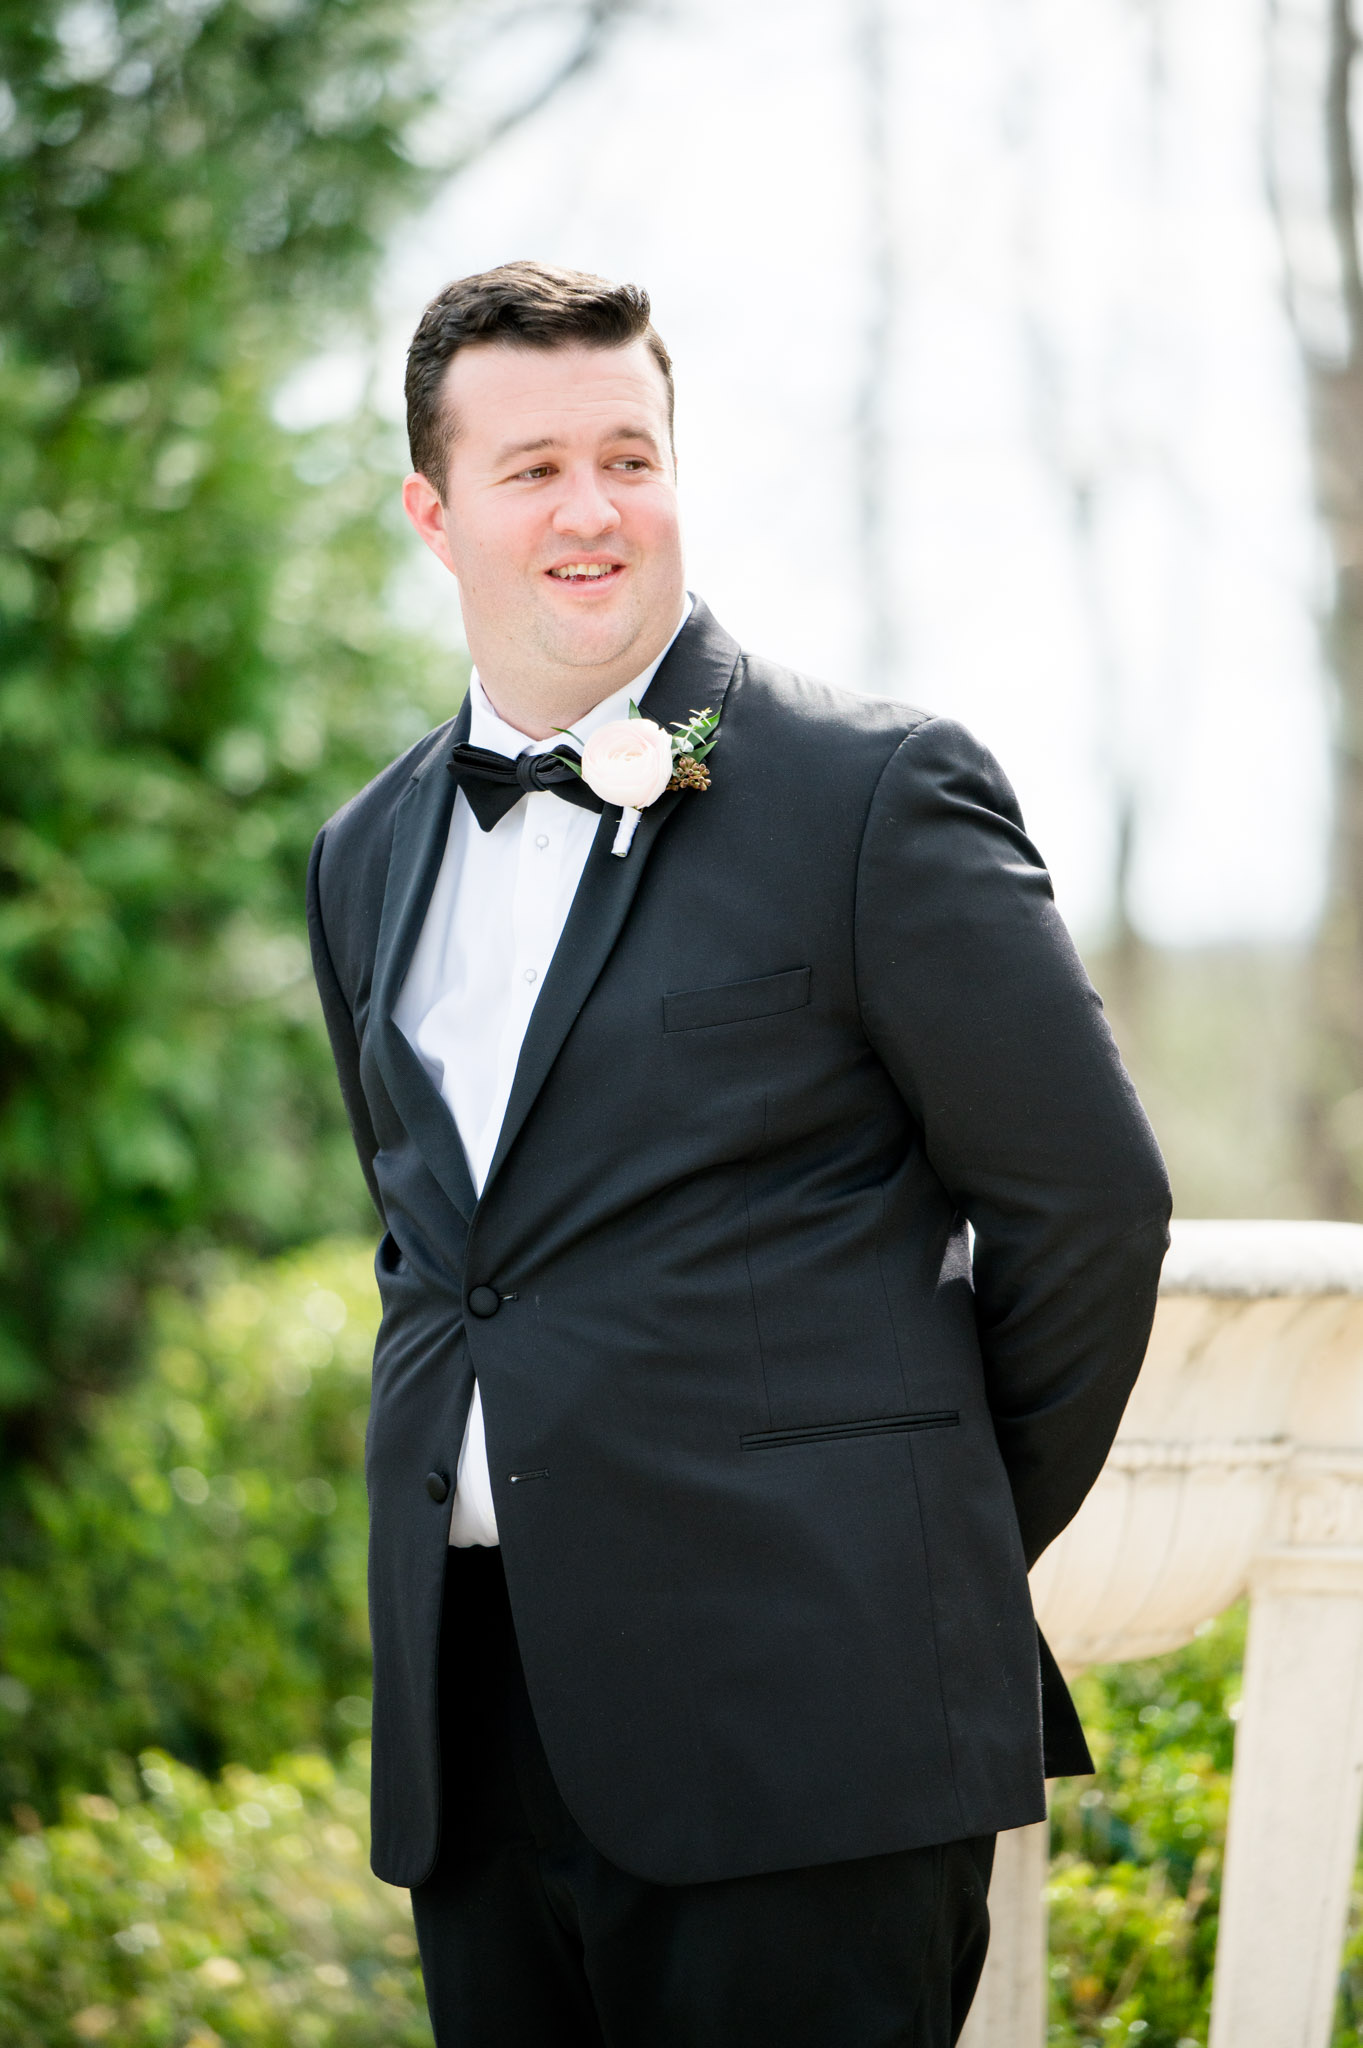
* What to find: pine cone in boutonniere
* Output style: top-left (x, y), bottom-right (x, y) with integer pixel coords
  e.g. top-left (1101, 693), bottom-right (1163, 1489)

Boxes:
top-left (667, 753), bottom-right (711, 792)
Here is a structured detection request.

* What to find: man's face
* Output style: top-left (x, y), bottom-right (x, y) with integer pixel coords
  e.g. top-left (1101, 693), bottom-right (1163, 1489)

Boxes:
top-left (404, 339), bottom-right (684, 708)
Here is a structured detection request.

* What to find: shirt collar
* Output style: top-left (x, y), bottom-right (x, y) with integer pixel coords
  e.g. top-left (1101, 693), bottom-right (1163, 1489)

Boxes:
top-left (468, 595), bottom-right (694, 759)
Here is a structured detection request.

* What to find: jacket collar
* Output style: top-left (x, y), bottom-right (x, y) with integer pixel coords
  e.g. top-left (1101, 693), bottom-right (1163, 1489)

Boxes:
top-left (370, 598), bottom-right (742, 1225)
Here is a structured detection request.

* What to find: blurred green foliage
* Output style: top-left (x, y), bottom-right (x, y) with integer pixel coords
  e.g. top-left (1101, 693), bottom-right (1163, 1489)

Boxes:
top-left (0, 0), bottom-right (463, 1460)
top-left (0, 1746), bottom-right (430, 2047)
top-left (1046, 1610), bottom-right (1243, 2046)
top-left (1047, 1596), bottom-right (1363, 2048)
top-left (0, 1241), bottom-right (378, 1818)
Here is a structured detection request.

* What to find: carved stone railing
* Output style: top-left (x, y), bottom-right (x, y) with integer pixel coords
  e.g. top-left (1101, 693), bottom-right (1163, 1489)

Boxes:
top-left (961, 1220), bottom-right (1363, 2048)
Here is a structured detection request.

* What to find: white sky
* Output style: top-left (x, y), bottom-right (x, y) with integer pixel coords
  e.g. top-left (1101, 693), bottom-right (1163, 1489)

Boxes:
top-left (288, 0), bottom-right (1333, 946)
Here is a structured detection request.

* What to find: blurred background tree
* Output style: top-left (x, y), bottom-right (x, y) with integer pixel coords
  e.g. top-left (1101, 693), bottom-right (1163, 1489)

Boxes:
top-left (0, 0), bottom-right (437, 1468)
top-left (1265, 0), bottom-right (1363, 1220)
top-left (0, 0), bottom-right (625, 1473)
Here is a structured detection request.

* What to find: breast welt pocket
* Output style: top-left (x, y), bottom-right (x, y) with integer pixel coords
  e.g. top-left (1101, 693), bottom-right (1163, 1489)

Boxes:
top-left (740, 1410), bottom-right (960, 1450)
top-left (663, 966), bottom-right (811, 1033)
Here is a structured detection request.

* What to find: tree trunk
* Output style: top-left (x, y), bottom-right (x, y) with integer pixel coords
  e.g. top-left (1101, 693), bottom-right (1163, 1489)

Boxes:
top-left (1273, 0), bottom-right (1363, 1215)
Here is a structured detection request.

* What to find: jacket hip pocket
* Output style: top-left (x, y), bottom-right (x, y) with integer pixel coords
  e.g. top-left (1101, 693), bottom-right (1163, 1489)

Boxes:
top-left (740, 1409), bottom-right (960, 1450)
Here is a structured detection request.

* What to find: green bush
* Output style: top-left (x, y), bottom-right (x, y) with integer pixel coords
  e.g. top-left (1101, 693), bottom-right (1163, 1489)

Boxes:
top-left (0, 1745), bottom-right (430, 2048)
top-left (1045, 1609), bottom-right (1243, 2045)
top-left (1045, 1604), bottom-right (1363, 2047)
top-left (0, 1242), bottom-right (380, 1819)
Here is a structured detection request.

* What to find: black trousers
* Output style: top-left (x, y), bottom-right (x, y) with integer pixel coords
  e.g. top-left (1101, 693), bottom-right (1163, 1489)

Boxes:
top-left (410, 1548), bottom-right (994, 2048)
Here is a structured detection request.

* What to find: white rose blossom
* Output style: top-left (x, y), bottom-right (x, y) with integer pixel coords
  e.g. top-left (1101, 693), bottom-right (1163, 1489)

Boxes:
top-left (579, 719), bottom-right (674, 810)
top-left (579, 718), bottom-right (675, 855)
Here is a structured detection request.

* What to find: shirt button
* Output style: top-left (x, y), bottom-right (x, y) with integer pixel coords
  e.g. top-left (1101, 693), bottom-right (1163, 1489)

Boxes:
top-left (535, 834), bottom-right (549, 849)
top-left (523, 967), bottom-right (538, 984)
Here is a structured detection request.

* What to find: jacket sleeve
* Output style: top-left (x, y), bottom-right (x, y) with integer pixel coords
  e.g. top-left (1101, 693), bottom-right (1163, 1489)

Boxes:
top-left (306, 827), bottom-right (384, 1222)
top-left (854, 717), bottom-right (1171, 1566)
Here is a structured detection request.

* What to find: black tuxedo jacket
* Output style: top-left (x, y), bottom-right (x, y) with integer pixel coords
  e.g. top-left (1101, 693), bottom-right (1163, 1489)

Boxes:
top-left (307, 599), bottom-right (1170, 1889)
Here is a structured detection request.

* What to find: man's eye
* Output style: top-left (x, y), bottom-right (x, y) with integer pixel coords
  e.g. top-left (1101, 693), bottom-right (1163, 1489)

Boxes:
top-left (514, 464), bottom-right (553, 481)
top-left (611, 458), bottom-right (649, 472)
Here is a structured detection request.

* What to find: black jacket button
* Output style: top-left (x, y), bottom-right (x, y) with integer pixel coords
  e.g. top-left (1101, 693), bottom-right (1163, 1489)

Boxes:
top-left (468, 1285), bottom-right (500, 1318)
top-left (425, 1471), bottom-right (450, 1503)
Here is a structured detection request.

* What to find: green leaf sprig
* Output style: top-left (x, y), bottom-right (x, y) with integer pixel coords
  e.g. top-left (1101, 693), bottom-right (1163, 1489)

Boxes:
top-left (669, 707), bottom-right (721, 761)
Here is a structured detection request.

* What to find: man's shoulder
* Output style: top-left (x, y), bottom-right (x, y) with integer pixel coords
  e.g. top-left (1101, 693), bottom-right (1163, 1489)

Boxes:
top-left (729, 645), bottom-right (937, 779)
top-left (730, 643), bottom-right (1016, 814)
top-left (315, 714), bottom-right (460, 856)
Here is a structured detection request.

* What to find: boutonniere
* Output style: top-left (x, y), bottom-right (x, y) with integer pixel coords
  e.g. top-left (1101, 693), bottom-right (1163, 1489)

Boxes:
top-left (558, 703), bottom-right (722, 857)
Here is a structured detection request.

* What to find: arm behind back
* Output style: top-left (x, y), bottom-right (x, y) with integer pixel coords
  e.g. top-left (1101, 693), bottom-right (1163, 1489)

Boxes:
top-left (853, 717), bottom-right (1171, 1566)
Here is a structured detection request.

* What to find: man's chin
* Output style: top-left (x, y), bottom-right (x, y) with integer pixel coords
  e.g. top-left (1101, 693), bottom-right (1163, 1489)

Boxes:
top-left (533, 599), bottom-right (651, 675)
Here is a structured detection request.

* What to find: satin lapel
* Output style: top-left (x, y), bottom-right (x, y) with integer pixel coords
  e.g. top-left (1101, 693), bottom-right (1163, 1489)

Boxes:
top-left (481, 600), bottom-right (742, 1199)
top-left (371, 698), bottom-right (479, 1225)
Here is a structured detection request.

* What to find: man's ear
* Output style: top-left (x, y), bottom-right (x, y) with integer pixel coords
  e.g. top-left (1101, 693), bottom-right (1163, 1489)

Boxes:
top-left (402, 472), bottom-right (457, 576)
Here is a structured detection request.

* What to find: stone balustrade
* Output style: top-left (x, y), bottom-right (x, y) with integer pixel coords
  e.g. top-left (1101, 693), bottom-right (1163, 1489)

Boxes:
top-left (961, 1219), bottom-right (1363, 2048)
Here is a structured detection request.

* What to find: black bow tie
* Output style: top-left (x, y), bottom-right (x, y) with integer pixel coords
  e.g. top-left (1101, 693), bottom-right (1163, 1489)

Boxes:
top-left (446, 741), bottom-right (606, 832)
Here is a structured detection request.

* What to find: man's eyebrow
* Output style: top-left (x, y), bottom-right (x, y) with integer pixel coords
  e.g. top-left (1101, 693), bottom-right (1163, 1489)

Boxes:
top-left (490, 424), bottom-right (665, 468)
top-left (491, 435), bottom-right (556, 466)
top-left (606, 423), bottom-right (664, 452)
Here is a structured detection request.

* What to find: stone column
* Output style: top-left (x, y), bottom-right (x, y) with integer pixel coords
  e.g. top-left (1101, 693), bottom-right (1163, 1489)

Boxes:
top-left (954, 1223), bottom-right (1363, 2045)
top-left (1208, 1457), bottom-right (1363, 2048)
top-left (958, 1817), bottom-right (1049, 2048)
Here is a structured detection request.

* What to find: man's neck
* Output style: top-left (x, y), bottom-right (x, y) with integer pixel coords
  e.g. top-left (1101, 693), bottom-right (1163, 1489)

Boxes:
top-left (475, 676), bottom-right (625, 743)
top-left (470, 599), bottom-right (691, 741)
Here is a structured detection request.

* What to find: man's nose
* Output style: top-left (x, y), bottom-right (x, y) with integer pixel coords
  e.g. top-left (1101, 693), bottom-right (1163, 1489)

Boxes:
top-left (551, 465), bottom-right (622, 538)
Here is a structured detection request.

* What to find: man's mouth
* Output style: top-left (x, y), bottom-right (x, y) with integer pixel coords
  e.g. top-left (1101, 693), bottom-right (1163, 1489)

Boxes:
top-left (547, 562), bottom-right (624, 584)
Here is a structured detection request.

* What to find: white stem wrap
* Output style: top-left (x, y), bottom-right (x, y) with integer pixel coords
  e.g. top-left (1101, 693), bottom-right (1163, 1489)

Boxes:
top-left (611, 806), bottom-right (643, 858)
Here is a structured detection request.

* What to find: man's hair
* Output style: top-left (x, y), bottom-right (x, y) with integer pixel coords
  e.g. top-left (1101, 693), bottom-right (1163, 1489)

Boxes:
top-left (405, 260), bottom-right (675, 499)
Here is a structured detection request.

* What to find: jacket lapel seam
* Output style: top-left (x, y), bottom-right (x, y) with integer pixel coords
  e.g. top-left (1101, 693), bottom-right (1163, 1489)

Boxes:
top-left (370, 699), bottom-right (478, 1223)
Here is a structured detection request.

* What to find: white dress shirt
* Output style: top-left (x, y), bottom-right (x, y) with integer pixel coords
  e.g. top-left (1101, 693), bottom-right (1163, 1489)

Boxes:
top-left (394, 601), bottom-right (691, 1545)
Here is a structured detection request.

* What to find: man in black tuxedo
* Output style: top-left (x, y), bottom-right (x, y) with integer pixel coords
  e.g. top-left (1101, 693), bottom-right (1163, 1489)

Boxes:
top-left (307, 260), bottom-right (1170, 2046)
